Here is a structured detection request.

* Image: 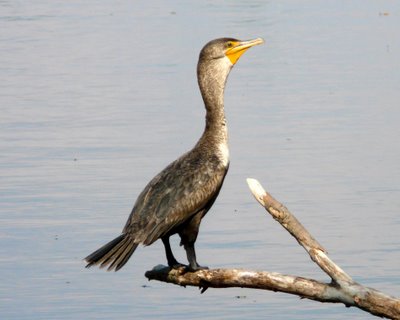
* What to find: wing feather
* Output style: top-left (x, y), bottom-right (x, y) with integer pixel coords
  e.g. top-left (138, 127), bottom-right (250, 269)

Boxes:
top-left (123, 151), bottom-right (228, 245)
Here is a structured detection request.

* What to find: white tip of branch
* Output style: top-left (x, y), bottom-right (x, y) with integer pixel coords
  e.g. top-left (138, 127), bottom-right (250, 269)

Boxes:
top-left (246, 178), bottom-right (267, 206)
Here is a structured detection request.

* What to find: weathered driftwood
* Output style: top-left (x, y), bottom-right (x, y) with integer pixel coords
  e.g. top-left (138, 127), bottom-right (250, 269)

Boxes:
top-left (145, 178), bottom-right (400, 319)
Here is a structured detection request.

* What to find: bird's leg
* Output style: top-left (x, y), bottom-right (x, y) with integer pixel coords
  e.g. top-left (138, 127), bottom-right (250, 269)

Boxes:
top-left (184, 242), bottom-right (209, 271)
top-left (179, 211), bottom-right (209, 271)
top-left (161, 236), bottom-right (185, 269)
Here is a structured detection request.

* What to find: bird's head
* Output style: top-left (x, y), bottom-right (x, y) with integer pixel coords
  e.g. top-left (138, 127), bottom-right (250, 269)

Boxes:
top-left (199, 37), bottom-right (264, 66)
top-left (197, 37), bottom-right (264, 108)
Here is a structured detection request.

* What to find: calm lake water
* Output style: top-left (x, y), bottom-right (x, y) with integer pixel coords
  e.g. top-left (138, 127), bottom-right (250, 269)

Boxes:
top-left (1, 1), bottom-right (399, 319)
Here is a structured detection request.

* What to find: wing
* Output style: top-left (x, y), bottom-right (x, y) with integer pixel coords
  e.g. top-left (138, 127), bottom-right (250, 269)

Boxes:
top-left (123, 152), bottom-right (228, 245)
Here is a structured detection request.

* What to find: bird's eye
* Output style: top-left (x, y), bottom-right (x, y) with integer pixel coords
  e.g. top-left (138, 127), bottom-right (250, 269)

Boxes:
top-left (227, 42), bottom-right (233, 48)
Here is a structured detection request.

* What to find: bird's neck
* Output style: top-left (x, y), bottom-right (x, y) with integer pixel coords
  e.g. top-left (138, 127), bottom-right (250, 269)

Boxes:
top-left (197, 58), bottom-right (232, 145)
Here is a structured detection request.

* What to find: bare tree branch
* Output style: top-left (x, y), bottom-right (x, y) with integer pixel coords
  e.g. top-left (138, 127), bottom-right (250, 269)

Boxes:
top-left (146, 265), bottom-right (348, 299)
top-left (246, 178), bottom-right (352, 284)
top-left (145, 179), bottom-right (400, 319)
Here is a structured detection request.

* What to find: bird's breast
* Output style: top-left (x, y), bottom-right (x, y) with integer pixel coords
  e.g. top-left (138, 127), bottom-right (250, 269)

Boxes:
top-left (217, 142), bottom-right (230, 168)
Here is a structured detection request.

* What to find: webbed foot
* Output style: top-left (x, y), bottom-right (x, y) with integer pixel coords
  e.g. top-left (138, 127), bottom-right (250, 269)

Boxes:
top-left (170, 262), bottom-right (187, 270)
top-left (188, 263), bottom-right (209, 272)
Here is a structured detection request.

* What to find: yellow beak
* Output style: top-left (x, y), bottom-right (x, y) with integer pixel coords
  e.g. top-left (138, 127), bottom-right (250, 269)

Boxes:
top-left (225, 38), bottom-right (264, 65)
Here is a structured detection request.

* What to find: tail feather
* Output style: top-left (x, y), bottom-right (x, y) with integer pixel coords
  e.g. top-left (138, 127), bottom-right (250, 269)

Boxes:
top-left (99, 236), bottom-right (128, 267)
top-left (85, 234), bottom-right (138, 271)
top-left (115, 243), bottom-right (136, 271)
top-left (109, 240), bottom-right (137, 271)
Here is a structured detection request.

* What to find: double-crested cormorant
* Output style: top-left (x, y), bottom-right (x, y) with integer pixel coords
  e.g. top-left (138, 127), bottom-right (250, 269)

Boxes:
top-left (85, 37), bottom-right (263, 271)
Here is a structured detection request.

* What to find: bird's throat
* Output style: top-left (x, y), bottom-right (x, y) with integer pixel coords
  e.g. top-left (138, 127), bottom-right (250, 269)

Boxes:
top-left (197, 56), bottom-right (232, 156)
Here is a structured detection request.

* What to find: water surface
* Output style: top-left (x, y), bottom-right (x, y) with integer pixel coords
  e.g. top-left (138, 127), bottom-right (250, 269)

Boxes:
top-left (1, 1), bottom-right (399, 319)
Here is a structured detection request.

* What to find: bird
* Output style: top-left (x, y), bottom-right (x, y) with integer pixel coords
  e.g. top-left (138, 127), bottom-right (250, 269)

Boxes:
top-left (85, 37), bottom-right (264, 272)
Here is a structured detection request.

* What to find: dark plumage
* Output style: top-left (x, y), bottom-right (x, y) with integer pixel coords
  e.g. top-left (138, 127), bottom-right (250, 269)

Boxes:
top-left (85, 37), bottom-right (263, 271)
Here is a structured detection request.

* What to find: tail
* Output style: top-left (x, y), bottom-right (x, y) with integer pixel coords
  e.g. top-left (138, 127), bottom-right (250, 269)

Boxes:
top-left (85, 234), bottom-right (138, 271)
